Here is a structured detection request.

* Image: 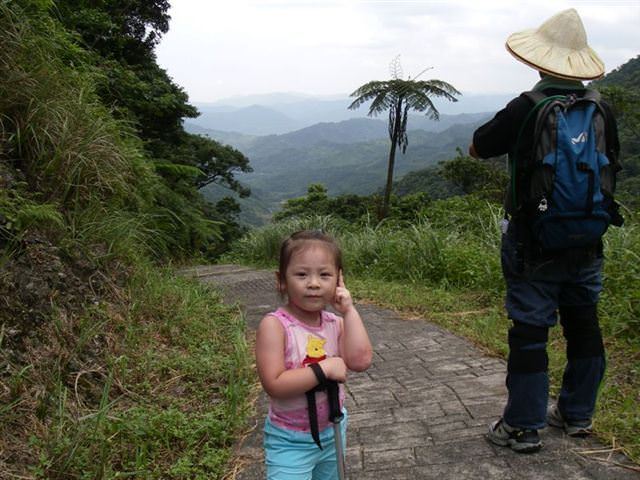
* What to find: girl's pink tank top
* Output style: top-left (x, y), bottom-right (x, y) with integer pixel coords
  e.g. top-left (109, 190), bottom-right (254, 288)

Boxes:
top-left (267, 307), bottom-right (345, 432)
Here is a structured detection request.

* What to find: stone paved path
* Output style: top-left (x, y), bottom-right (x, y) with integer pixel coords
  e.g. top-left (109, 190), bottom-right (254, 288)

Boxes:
top-left (182, 265), bottom-right (640, 480)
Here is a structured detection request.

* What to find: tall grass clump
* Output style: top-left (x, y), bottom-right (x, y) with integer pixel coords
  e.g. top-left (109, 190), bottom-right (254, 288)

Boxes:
top-left (0, 2), bottom-right (163, 261)
top-left (340, 216), bottom-right (502, 292)
top-left (16, 266), bottom-right (253, 479)
top-left (226, 197), bottom-right (504, 294)
top-left (601, 210), bottom-right (640, 341)
top-left (223, 215), bottom-right (350, 267)
top-left (1, 5), bottom-right (140, 200)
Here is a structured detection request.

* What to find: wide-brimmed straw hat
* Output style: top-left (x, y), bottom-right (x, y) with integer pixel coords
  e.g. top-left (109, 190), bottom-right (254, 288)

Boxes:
top-left (505, 8), bottom-right (605, 80)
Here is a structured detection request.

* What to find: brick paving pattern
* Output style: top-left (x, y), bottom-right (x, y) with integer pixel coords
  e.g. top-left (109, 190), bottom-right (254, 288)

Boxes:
top-left (181, 265), bottom-right (640, 480)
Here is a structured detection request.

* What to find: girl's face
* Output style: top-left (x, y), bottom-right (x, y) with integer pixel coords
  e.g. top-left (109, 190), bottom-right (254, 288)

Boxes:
top-left (281, 243), bottom-right (338, 323)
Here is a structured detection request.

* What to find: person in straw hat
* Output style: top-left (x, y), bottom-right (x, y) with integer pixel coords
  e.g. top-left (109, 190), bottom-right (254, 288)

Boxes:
top-left (469, 9), bottom-right (621, 453)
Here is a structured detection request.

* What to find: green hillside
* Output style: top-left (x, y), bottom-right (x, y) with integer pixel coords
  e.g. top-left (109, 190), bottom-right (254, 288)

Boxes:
top-left (591, 55), bottom-right (640, 89)
top-left (0, 2), bottom-right (251, 477)
top-left (199, 119), bottom-right (484, 224)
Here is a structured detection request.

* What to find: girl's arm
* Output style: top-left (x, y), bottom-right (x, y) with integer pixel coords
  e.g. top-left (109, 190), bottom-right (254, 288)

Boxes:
top-left (333, 273), bottom-right (373, 372)
top-left (256, 314), bottom-right (347, 399)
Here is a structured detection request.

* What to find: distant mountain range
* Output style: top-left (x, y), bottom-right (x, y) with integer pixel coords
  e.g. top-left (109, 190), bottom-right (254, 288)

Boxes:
top-left (190, 92), bottom-right (509, 136)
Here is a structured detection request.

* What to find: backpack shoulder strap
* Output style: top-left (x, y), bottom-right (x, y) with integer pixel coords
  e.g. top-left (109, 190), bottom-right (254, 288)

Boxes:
top-left (582, 89), bottom-right (601, 103)
top-left (522, 90), bottom-right (547, 105)
top-left (511, 91), bottom-right (565, 211)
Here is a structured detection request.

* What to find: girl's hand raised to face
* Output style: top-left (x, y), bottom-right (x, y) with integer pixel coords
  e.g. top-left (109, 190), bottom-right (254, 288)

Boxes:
top-left (331, 271), bottom-right (355, 315)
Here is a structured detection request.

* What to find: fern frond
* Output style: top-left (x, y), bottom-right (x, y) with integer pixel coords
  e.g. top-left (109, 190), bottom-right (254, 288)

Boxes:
top-left (16, 203), bottom-right (64, 231)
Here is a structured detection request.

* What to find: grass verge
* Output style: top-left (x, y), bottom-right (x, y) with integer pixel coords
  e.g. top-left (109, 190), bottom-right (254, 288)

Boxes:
top-left (0, 264), bottom-right (253, 479)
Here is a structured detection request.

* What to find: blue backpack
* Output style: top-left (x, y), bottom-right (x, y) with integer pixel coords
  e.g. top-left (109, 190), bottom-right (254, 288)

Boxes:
top-left (514, 90), bottom-right (618, 251)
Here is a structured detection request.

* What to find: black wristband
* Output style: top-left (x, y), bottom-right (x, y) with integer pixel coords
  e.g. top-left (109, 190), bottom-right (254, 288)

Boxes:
top-left (308, 362), bottom-right (327, 387)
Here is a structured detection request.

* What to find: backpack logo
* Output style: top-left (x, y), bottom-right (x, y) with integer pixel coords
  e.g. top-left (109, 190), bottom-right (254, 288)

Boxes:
top-left (571, 132), bottom-right (588, 144)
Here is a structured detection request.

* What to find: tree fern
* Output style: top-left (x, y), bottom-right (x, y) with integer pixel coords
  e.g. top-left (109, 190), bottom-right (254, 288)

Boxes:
top-left (349, 58), bottom-right (460, 219)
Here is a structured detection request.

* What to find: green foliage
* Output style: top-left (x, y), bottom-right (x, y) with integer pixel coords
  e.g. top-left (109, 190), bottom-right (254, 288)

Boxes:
top-left (392, 164), bottom-right (462, 199)
top-left (0, 179), bottom-right (63, 243)
top-left (599, 85), bottom-right (640, 159)
top-left (202, 197), bottom-right (248, 259)
top-left (439, 147), bottom-right (508, 203)
top-left (185, 134), bottom-right (252, 194)
top-left (595, 66), bottom-right (640, 209)
top-left (274, 184), bottom-right (377, 223)
top-left (273, 182), bottom-right (437, 228)
top-left (0, 1), bottom-right (162, 255)
top-left (49, 0), bottom-right (252, 256)
top-left (340, 204), bottom-right (502, 292)
top-left (600, 211), bottom-right (640, 340)
top-left (0, 0), bottom-right (247, 260)
top-left (1, 3), bottom-right (254, 477)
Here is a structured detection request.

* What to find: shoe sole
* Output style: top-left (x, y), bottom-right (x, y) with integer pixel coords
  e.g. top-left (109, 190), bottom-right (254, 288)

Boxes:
top-left (565, 426), bottom-right (592, 438)
top-left (486, 433), bottom-right (542, 453)
top-left (548, 422), bottom-right (592, 438)
top-left (547, 410), bottom-right (592, 438)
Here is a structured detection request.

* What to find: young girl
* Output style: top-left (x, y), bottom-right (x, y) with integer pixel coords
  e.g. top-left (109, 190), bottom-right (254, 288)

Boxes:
top-left (256, 230), bottom-right (373, 480)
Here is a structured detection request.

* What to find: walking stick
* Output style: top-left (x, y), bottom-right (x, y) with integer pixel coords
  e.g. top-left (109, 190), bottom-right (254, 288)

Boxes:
top-left (326, 380), bottom-right (346, 480)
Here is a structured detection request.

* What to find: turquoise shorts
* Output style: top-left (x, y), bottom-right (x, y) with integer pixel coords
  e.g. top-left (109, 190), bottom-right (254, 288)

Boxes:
top-left (264, 410), bottom-right (348, 480)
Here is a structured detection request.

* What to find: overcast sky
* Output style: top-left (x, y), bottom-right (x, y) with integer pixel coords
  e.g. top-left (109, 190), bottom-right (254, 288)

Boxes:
top-left (156, 1), bottom-right (639, 104)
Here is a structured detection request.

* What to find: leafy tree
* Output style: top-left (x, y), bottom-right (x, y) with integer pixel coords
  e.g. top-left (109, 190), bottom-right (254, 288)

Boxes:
top-left (348, 56), bottom-right (459, 219)
top-left (599, 85), bottom-right (640, 157)
top-left (52, 0), bottom-right (252, 255)
top-left (273, 183), bottom-right (430, 225)
top-left (439, 148), bottom-right (508, 203)
top-left (392, 165), bottom-right (462, 200)
top-left (165, 133), bottom-right (252, 195)
top-left (274, 184), bottom-right (375, 223)
top-left (204, 196), bottom-right (247, 258)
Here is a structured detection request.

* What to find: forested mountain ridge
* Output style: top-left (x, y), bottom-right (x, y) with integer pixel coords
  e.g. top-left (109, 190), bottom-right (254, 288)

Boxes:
top-left (193, 104), bottom-right (302, 135)
top-left (195, 116), bottom-right (487, 223)
top-left (590, 55), bottom-right (640, 89)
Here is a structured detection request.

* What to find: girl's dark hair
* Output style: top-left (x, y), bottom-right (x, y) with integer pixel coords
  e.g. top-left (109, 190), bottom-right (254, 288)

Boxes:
top-left (277, 230), bottom-right (342, 294)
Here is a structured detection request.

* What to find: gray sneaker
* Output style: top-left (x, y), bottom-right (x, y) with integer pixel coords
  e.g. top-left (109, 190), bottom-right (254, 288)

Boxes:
top-left (547, 404), bottom-right (593, 438)
top-left (487, 418), bottom-right (542, 453)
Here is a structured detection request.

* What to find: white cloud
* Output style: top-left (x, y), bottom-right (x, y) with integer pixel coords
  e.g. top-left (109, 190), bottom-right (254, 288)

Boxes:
top-left (156, 0), bottom-right (640, 102)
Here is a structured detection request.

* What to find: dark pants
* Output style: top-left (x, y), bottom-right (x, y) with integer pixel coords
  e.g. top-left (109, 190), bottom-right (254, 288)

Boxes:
top-left (501, 225), bottom-right (606, 430)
